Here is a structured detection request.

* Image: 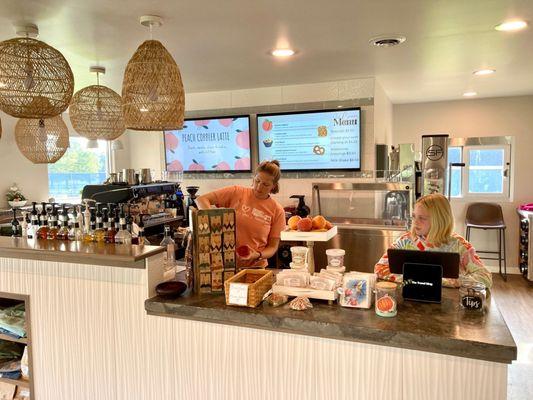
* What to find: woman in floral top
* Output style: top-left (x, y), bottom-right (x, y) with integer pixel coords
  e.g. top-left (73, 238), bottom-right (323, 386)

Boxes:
top-left (374, 193), bottom-right (493, 289)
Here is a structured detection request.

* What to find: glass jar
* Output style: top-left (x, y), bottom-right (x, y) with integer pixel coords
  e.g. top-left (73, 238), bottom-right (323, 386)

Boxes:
top-left (459, 278), bottom-right (486, 312)
top-left (375, 281), bottom-right (398, 317)
top-left (326, 249), bottom-right (345, 268)
top-left (290, 246), bottom-right (308, 266)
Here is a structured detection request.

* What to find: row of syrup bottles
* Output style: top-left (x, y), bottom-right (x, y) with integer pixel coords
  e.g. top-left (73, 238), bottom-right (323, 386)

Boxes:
top-left (11, 202), bottom-right (148, 246)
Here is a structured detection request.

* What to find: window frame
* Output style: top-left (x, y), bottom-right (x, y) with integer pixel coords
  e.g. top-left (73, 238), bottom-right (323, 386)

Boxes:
top-left (447, 136), bottom-right (512, 202)
top-left (47, 137), bottom-right (111, 203)
top-left (464, 144), bottom-right (510, 200)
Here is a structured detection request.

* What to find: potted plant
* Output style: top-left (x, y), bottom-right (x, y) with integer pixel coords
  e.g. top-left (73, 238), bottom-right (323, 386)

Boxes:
top-left (6, 183), bottom-right (27, 208)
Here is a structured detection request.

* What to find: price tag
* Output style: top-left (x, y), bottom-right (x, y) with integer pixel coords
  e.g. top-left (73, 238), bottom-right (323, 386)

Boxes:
top-left (228, 283), bottom-right (249, 306)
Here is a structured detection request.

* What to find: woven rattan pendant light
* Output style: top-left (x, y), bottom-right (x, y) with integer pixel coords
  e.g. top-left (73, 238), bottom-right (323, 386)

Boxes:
top-left (0, 24), bottom-right (74, 119)
top-left (69, 66), bottom-right (125, 140)
top-left (15, 115), bottom-right (70, 164)
top-left (122, 15), bottom-right (185, 131)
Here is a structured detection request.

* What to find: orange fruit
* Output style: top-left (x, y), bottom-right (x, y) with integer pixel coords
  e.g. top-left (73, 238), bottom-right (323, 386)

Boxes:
top-left (312, 215), bottom-right (327, 230)
top-left (287, 215), bottom-right (301, 230)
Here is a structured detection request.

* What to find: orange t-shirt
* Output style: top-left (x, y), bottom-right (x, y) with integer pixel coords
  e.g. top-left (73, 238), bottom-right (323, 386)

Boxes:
top-left (213, 185), bottom-right (286, 268)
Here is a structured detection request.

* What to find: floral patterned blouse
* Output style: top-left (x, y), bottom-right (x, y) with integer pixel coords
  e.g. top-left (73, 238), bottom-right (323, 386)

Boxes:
top-left (374, 231), bottom-right (493, 289)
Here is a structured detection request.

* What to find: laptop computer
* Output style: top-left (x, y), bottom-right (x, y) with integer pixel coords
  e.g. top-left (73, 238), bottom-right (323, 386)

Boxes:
top-left (387, 249), bottom-right (460, 303)
top-left (387, 249), bottom-right (460, 278)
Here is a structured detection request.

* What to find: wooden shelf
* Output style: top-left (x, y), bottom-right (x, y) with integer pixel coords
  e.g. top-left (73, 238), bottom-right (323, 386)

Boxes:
top-left (0, 292), bottom-right (32, 396)
top-left (0, 376), bottom-right (30, 388)
top-left (0, 333), bottom-right (27, 344)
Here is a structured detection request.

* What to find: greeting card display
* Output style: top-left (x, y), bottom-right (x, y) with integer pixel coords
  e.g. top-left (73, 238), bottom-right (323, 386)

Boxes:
top-left (191, 208), bottom-right (237, 293)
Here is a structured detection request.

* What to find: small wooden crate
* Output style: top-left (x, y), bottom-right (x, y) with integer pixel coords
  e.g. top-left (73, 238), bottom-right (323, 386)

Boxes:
top-left (224, 269), bottom-right (273, 308)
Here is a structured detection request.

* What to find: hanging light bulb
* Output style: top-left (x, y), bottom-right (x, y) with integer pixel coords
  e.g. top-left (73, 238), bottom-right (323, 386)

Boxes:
top-left (95, 73), bottom-right (103, 120)
top-left (96, 98), bottom-right (103, 120)
top-left (23, 61), bottom-right (35, 90)
top-left (38, 118), bottom-right (46, 137)
top-left (147, 85), bottom-right (158, 102)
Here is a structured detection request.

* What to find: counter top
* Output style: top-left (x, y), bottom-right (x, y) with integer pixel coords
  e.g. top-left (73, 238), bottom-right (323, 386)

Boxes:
top-left (0, 236), bottom-right (165, 268)
top-left (145, 287), bottom-right (517, 364)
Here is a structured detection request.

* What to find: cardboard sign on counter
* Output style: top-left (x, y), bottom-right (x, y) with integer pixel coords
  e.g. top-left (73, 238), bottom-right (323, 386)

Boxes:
top-left (228, 283), bottom-right (249, 306)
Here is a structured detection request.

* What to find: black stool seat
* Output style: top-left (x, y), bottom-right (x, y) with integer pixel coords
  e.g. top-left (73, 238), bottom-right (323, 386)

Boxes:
top-left (465, 202), bottom-right (507, 281)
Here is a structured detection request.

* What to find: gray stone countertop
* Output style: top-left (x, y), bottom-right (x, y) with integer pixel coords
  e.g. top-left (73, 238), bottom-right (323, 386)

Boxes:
top-left (0, 236), bottom-right (164, 268)
top-left (145, 287), bottom-right (517, 364)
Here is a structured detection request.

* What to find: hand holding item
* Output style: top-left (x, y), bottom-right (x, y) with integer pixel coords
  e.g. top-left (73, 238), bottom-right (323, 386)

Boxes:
top-left (236, 245), bottom-right (260, 261)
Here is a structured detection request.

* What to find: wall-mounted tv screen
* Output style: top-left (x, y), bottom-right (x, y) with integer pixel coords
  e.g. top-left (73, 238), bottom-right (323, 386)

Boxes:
top-left (164, 115), bottom-right (251, 172)
top-left (257, 108), bottom-right (361, 171)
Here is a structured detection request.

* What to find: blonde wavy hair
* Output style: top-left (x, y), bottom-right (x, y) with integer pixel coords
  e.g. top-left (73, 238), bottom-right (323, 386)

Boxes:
top-left (411, 193), bottom-right (454, 246)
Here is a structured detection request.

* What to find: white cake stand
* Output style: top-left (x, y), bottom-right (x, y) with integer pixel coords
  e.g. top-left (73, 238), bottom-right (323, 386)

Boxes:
top-left (280, 226), bottom-right (338, 273)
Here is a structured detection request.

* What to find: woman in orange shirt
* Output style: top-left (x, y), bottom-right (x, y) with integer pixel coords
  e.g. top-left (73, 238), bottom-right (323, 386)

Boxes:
top-left (196, 160), bottom-right (286, 269)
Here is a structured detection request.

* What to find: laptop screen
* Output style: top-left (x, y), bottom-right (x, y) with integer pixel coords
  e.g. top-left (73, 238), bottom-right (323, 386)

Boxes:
top-left (387, 249), bottom-right (460, 278)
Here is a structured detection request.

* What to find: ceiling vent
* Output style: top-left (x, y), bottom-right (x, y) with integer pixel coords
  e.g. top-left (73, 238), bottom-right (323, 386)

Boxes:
top-left (369, 35), bottom-right (406, 47)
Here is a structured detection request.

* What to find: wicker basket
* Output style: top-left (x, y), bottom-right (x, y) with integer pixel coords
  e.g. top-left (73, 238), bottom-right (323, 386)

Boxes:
top-left (224, 269), bottom-right (273, 308)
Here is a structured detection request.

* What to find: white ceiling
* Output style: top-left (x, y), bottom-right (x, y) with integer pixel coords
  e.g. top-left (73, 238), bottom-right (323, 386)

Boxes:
top-left (1, 0), bottom-right (532, 104)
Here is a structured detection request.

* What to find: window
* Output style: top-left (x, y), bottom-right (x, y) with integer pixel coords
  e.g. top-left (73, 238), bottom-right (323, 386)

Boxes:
top-left (446, 139), bottom-right (511, 200)
top-left (48, 137), bottom-right (109, 203)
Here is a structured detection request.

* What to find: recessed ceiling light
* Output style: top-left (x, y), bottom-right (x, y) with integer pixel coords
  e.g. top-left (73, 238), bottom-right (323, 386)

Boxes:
top-left (337, 105), bottom-right (343, 108)
top-left (139, 107), bottom-right (149, 112)
top-left (463, 91), bottom-right (477, 97)
top-left (369, 35), bottom-right (406, 47)
top-left (495, 20), bottom-right (528, 32)
top-left (270, 48), bottom-right (295, 57)
top-left (473, 69), bottom-right (496, 76)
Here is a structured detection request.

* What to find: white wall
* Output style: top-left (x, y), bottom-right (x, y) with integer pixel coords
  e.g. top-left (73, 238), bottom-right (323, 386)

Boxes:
top-left (125, 130), bottom-right (165, 180)
top-left (0, 111), bottom-right (49, 208)
top-left (393, 95), bottom-right (533, 272)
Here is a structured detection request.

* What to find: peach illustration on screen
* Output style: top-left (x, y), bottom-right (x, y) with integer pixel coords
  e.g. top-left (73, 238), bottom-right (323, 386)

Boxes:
top-left (234, 156), bottom-right (250, 170)
top-left (212, 161), bottom-right (230, 171)
top-left (165, 132), bottom-right (179, 153)
top-left (218, 118), bottom-right (234, 127)
top-left (235, 129), bottom-right (250, 149)
top-left (189, 159), bottom-right (205, 171)
top-left (167, 159), bottom-right (183, 172)
top-left (262, 119), bottom-right (273, 132)
top-left (194, 120), bottom-right (210, 129)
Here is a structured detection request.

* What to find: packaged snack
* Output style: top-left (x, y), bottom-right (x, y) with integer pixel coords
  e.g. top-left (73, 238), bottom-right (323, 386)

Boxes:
top-left (289, 296), bottom-right (313, 310)
top-left (265, 293), bottom-right (289, 307)
top-left (317, 269), bottom-right (343, 286)
top-left (276, 270), bottom-right (310, 288)
top-left (309, 275), bottom-right (336, 291)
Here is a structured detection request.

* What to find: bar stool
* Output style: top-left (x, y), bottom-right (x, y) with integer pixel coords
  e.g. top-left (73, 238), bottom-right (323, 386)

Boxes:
top-left (465, 203), bottom-right (507, 281)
